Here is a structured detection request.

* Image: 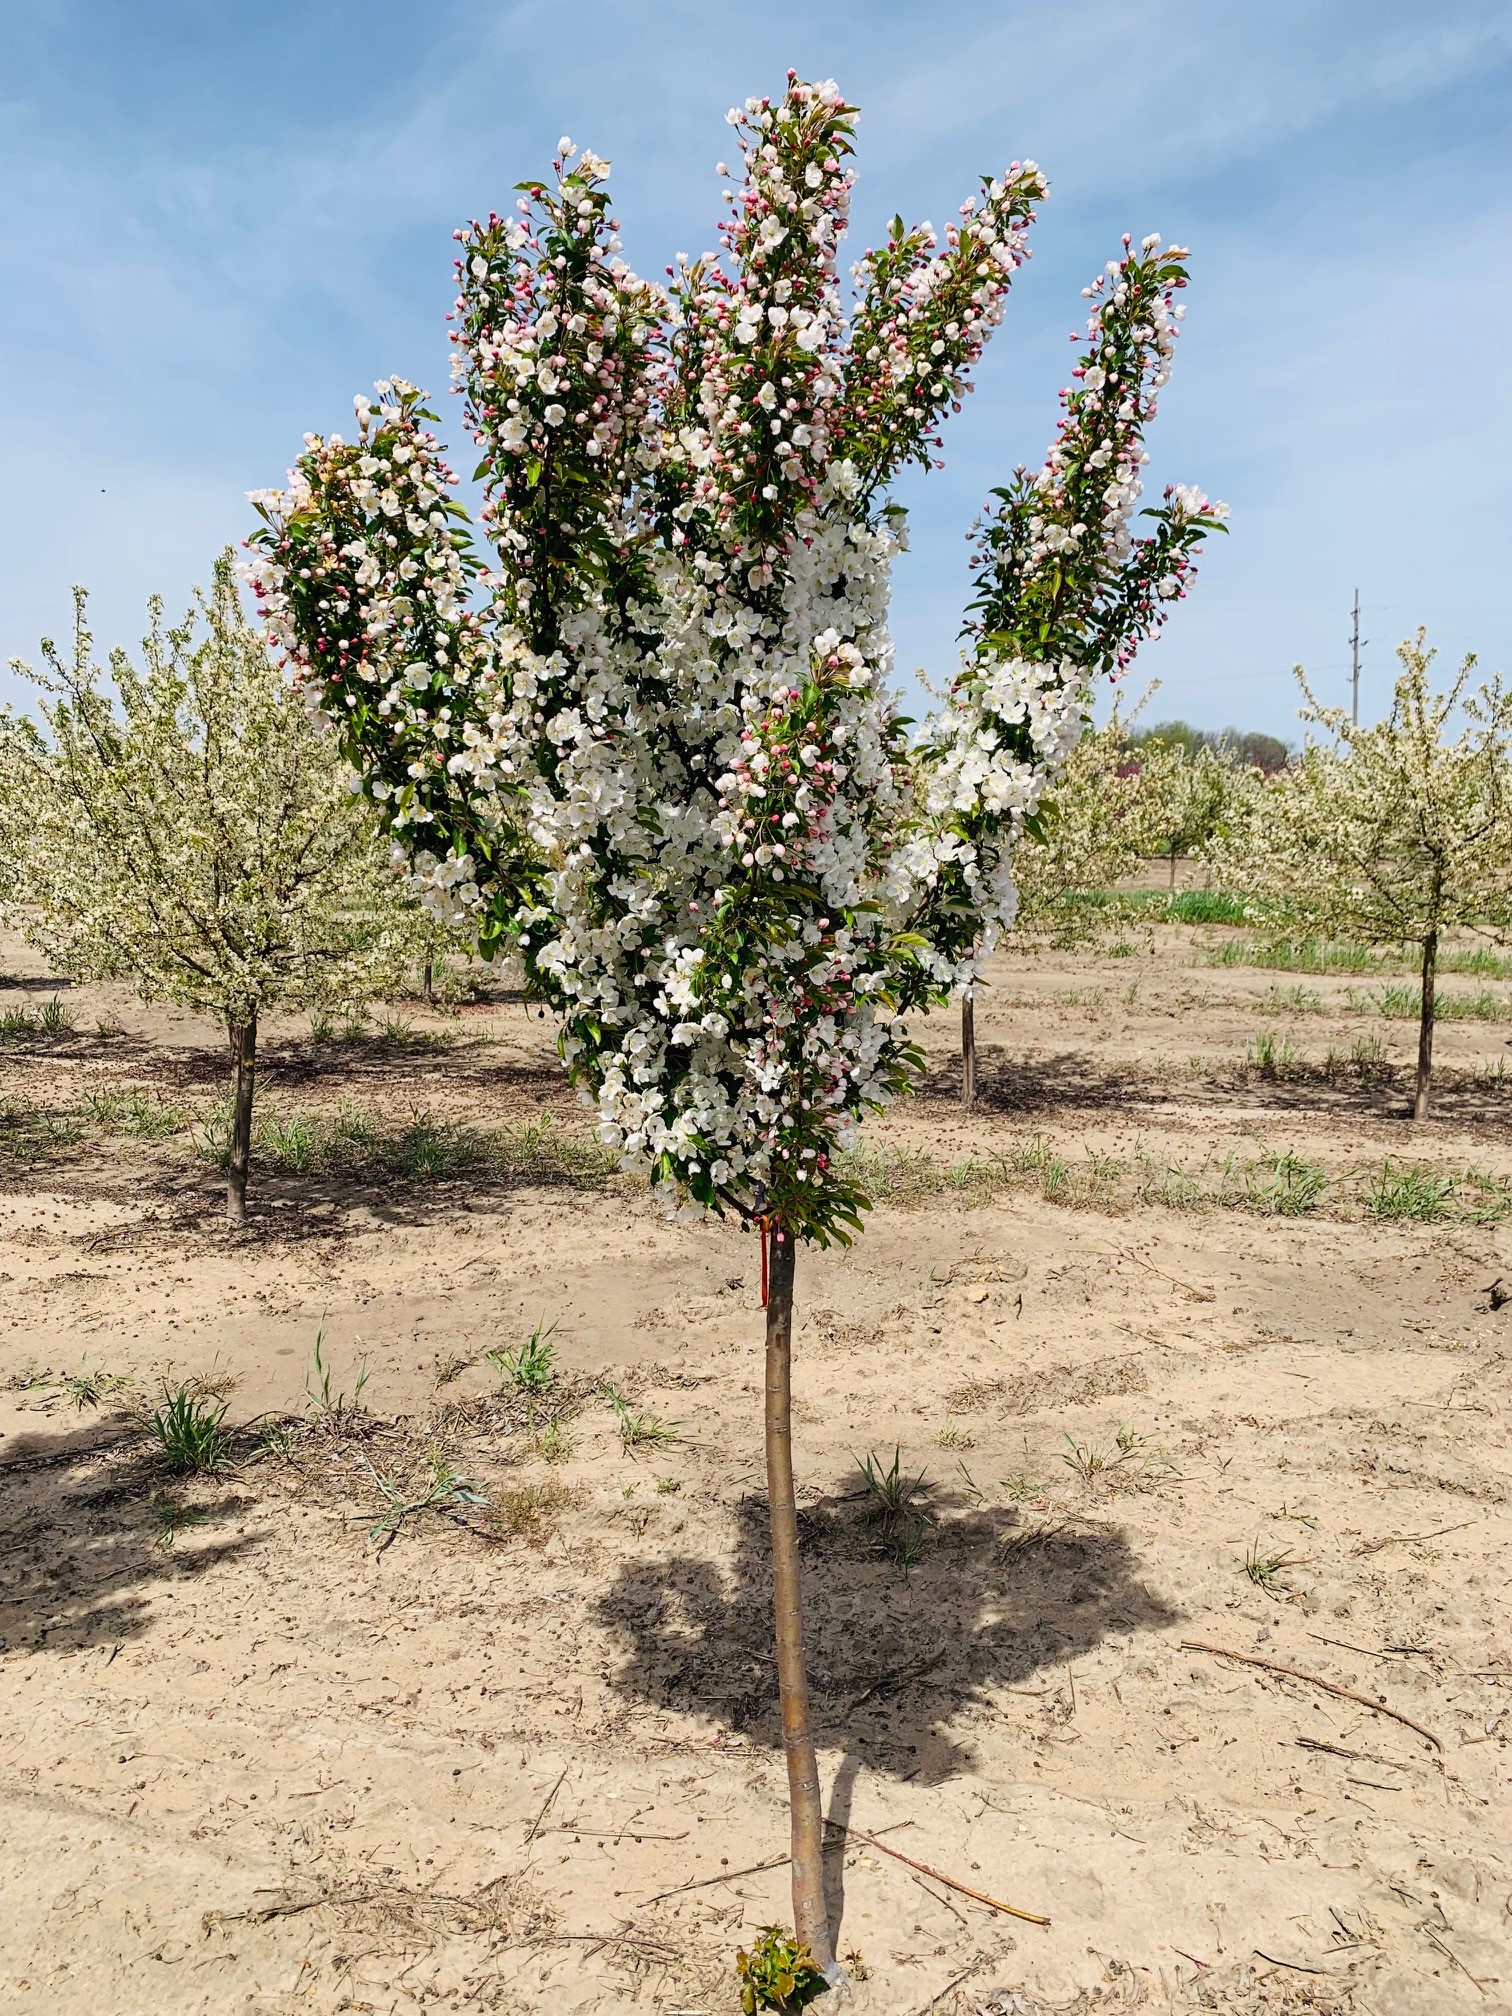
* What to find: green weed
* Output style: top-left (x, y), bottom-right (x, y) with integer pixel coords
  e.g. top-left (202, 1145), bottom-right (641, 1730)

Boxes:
top-left (306, 1328), bottom-right (371, 1431)
top-left (84, 1087), bottom-right (185, 1138)
top-left (606, 1385), bottom-right (682, 1450)
top-left (488, 1318), bottom-right (558, 1393)
top-left (1258, 984), bottom-right (1324, 1016)
top-left (736, 1927), bottom-right (829, 2014)
top-left (1244, 1537), bottom-right (1300, 1590)
top-left (147, 1385), bottom-right (231, 1473)
top-left (1366, 1159), bottom-right (1455, 1222)
top-left (57, 1358), bottom-right (131, 1409)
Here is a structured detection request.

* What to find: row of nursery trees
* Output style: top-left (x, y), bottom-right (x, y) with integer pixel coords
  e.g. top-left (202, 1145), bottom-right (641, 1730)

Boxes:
top-left (0, 567), bottom-right (472, 1221)
top-left (1, 73), bottom-right (1509, 1995)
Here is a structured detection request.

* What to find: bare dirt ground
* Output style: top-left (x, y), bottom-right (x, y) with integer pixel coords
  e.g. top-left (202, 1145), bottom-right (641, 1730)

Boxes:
top-left (3, 913), bottom-right (1510, 2016)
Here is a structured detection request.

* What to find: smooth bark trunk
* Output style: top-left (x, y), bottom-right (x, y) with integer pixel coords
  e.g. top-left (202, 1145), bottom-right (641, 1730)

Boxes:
top-left (423, 956), bottom-right (435, 1005)
top-left (1414, 931), bottom-right (1437, 1121)
top-left (227, 1012), bottom-right (257, 1225)
top-left (1168, 844), bottom-right (1178, 892)
top-left (763, 1234), bottom-right (832, 1969)
top-left (961, 993), bottom-right (976, 1109)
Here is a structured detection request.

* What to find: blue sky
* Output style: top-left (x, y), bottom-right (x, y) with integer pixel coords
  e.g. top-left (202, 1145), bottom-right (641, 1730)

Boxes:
top-left (3, 0), bottom-right (1509, 734)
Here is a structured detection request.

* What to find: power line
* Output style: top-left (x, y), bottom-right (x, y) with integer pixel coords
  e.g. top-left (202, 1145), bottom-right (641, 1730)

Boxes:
top-left (1349, 588), bottom-right (1368, 726)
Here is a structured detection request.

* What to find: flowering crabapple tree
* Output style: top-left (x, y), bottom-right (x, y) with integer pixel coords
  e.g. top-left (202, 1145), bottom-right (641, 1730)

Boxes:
top-left (1210, 637), bottom-right (1512, 1121)
top-left (247, 75), bottom-right (1224, 1974)
top-left (0, 556), bottom-right (421, 1224)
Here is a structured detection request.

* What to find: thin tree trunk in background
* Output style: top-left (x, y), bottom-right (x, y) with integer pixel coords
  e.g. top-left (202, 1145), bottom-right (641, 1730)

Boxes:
top-left (961, 993), bottom-right (976, 1109)
top-left (763, 1234), bottom-right (832, 1970)
top-left (1414, 930), bottom-right (1437, 1121)
top-left (1169, 844), bottom-right (1178, 891)
top-left (227, 1012), bottom-right (257, 1225)
top-left (423, 956), bottom-right (435, 1005)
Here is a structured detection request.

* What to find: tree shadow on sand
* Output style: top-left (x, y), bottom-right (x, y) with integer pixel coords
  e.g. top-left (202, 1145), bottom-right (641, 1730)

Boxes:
top-left (0, 1422), bottom-right (267, 1656)
top-left (593, 1483), bottom-right (1177, 1938)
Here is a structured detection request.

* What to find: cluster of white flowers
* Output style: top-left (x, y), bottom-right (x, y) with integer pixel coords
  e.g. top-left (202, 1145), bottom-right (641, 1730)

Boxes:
top-left (247, 76), bottom-right (1219, 1242)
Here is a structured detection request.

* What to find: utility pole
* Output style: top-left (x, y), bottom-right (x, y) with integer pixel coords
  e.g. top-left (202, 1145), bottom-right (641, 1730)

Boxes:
top-left (1349, 589), bottom-right (1366, 727)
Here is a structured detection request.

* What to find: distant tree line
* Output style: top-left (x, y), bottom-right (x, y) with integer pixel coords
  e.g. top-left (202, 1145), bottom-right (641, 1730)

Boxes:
top-left (1128, 716), bottom-right (1292, 774)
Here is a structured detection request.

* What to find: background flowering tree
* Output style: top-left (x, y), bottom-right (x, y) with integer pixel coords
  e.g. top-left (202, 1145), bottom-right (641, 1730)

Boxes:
top-left (1209, 636), bottom-right (1512, 1120)
top-left (247, 75), bottom-right (1223, 1974)
top-left (0, 556), bottom-right (421, 1223)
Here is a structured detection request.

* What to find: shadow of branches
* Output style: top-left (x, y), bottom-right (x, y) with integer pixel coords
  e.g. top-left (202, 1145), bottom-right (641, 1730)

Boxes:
top-left (593, 1486), bottom-right (1177, 1786)
top-left (0, 1424), bottom-right (267, 1655)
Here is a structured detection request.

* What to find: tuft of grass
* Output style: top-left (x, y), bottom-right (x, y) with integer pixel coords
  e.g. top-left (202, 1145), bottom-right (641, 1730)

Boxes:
top-left (84, 1087), bottom-right (185, 1138)
top-left (198, 1099), bottom-right (616, 1188)
top-left (1207, 936), bottom-right (1377, 974)
top-left (491, 1478), bottom-right (572, 1541)
top-left (1062, 1421), bottom-right (1179, 1488)
top-left (147, 1385), bottom-right (232, 1473)
top-left (535, 1418), bottom-right (575, 1463)
top-left (306, 1328), bottom-right (371, 1432)
top-left (366, 1451), bottom-right (485, 1545)
top-left (488, 1318), bottom-right (558, 1393)
top-left (1163, 890), bottom-right (1251, 925)
top-left (38, 994), bottom-right (76, 1034)
top-left (1229, 1149), bottom-right (1330, 1217)
top-left (1366, 1159), bottom-right (1456, 1222)
top-left (606, 1385), bottom-right (682, 1450)
top-left (855, 1446), bottom-right (933, 1567)
top-left (151, 1494), bottom-right (209, 1549)
top-left (1354, 983), bottom-right (1512, 1023)
top-left (936, 1422), bottom-right (976, 1451)
top-left (1324, 1033), bottom-right (1388, 1080)
top-left (1245, 1029), bottom-right (1300, 1079)
top-left (1244, 1537), bottom-right (1300, 1590)
top-left (1257, 984), bottom-right (1324, 1017)
top-left (56, 1357), bottom-right (131, 1410)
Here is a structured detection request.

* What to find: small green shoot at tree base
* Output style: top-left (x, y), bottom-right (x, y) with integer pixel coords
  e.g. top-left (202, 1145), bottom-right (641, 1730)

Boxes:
top-left (736, 1928), bottom-right (829, 2013)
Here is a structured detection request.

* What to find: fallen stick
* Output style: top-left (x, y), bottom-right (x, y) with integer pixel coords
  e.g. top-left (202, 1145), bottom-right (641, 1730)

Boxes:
top-left (639, 1852), bottom-right (790, 1907)
top-left (523, 1765), bottom-right (570, 1844)
top-left (1351, 1521), bottom-right (1475, 1556)
top-left (845, 1829), bottom-right (1050, 1927)
top-left (1180, 1639), bottom-right (1443, 1753)
top-left (1119, 1249), bottom-right (1216, 1302)
top-left (638, 1819), bottom-right (913, 1908)
top-left (1254, 1950), bottom-right (1330, 1976)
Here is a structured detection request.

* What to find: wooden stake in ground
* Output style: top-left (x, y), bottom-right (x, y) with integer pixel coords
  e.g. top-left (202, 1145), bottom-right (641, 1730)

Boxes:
top-left (763, 1233), bottom-right (832, 1970)
top-left (961, 992), bottom-right (977, 1109)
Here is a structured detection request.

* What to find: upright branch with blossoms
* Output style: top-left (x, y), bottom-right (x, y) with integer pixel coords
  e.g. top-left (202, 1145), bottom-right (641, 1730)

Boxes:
top-left (246, 75), bottom-right (1223, 1978)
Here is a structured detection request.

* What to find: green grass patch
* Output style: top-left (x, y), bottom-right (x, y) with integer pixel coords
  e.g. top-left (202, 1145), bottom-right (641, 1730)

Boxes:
top-left (1351, 985), bottom-right (1512, 1023)
top-left (1365, 1158), bottom-right (1510, 1224)
top-left (84, 1086), bottom-right (186, 1138)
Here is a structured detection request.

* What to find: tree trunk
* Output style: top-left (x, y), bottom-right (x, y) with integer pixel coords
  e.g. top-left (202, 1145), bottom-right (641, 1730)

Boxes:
top-left (961, 992), bottom-right (976, 1109)
top-left (763, 1233), bottom-right (832, 1970)
top-left (1414, 930), bottom-right (1437, 1121)
top-left (227, 1012), bottom-right (257, 1226)
top-left (423, 956), bottom-right (434, 1005)
top-left (1168, 843), bottom-right (1178, 891)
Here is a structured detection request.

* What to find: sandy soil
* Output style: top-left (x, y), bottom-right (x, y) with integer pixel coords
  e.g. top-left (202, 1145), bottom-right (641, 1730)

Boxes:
top-left (2, 917), bottom-right (1510, 2016)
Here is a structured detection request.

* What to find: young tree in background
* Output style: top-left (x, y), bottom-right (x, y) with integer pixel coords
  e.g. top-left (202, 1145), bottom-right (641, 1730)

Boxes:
top-left (248, 77), bottom-right (1222, 1973)
top-left (1210, 635), bottom-right (1512, 1119)
top-left (0, 555), bottom-right (418, 1222)
top-left (1145, 738), bottom-right (1247, 888)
